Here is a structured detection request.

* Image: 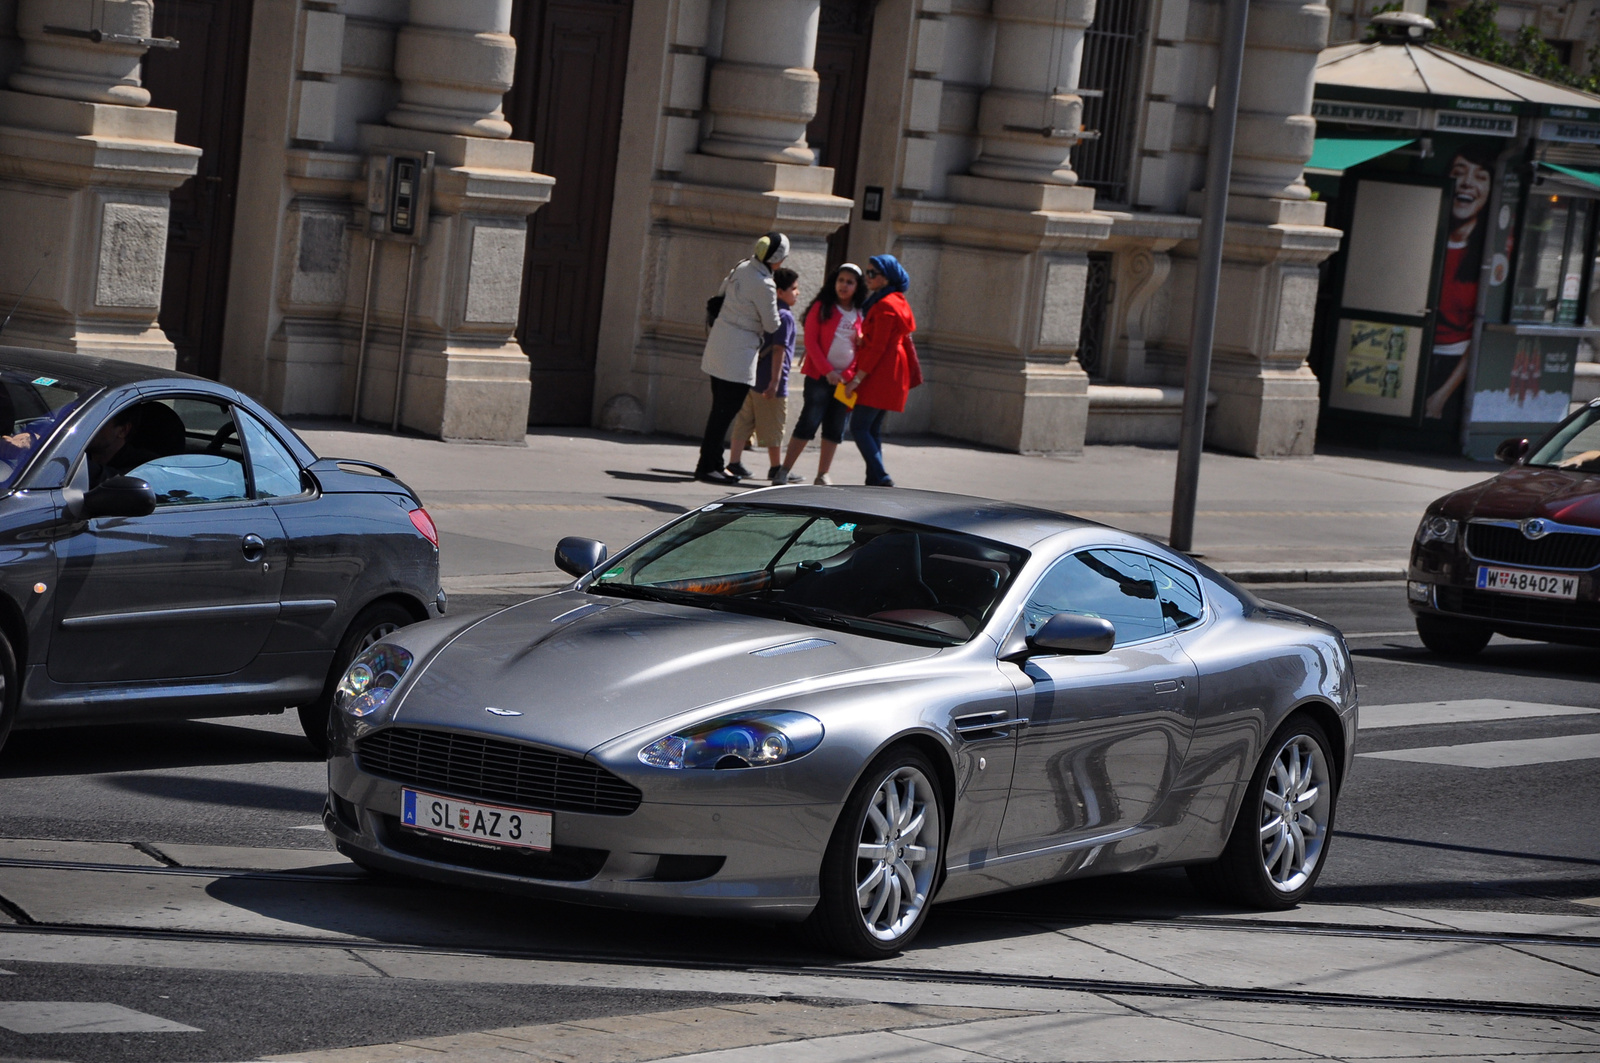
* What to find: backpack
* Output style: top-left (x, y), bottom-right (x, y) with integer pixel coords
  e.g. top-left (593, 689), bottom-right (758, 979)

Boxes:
top-left (705, 260), bottom-right (745, 329)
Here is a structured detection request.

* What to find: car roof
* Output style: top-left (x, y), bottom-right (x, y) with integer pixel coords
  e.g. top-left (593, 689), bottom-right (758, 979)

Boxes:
top-left (0, 345), bottom-right (211, 389)
top-left (729, 485), bottom-right (1099, 548)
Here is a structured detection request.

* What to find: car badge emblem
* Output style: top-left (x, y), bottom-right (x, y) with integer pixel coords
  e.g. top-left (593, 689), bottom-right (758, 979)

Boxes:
top-left (485, 707), bottom-right (522, 717)
top-left (1522, 518), bottom-right (1549, 540)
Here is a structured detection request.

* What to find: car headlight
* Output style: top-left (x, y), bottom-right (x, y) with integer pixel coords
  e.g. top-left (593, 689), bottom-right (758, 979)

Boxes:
top-left (638, 710), bottom-right (824, 770)
top-left (1416, 515), bottom-right (1458, 545)
top-left (336, 643), bottom-right (414, 718)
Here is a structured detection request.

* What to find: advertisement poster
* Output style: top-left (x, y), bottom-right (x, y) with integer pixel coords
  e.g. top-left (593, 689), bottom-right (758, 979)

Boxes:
top-left (1329, 317), bottom-right (1424, 416)
top-left (1468, 331), bottom-right (1576, 425)
top-left (1423, 143), bottom-right (1497, 422)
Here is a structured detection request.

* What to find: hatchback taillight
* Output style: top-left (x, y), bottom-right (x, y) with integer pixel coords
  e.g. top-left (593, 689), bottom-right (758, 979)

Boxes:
top-left (408, 507), bottom-right (439, 547)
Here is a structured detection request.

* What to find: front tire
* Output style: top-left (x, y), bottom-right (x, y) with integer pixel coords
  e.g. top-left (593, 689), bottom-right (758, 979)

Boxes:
top-left (299, 601), bottom-right (414, 756)
top-left (0, 632), bottom-right (18, 757)
top-left (1416, 613), bottom-right (1492, 657)
top-left (808, 748), bottom-right (945, 958)
top-left (1188, 714), bottom-right (1338, 909)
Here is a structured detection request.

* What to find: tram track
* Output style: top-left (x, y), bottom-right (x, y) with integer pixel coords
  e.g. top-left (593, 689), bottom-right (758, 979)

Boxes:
top-left (0, 853), bottom-right (1594, 1026)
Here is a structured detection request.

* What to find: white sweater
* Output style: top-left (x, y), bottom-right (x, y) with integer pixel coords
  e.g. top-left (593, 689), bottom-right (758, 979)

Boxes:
top-left (701, 258), bottom-right (780, 385)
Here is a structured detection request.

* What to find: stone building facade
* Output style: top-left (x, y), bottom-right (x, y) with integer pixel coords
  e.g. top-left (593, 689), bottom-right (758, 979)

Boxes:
top-left (0, 0), bottom-right (1344, 456)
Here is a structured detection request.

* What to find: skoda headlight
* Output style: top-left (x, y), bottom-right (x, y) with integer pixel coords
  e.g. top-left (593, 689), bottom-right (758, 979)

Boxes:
top-left (336, 643), bottom-right (414, 718)
top-left (638, 710), bottom-right (824, 770)
top-left (1416, 514), bottom-right (1458, 545)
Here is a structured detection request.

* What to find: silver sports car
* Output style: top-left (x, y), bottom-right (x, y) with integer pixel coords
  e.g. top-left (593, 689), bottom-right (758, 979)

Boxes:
top-left (325, 488), bottom-right (1356, 957)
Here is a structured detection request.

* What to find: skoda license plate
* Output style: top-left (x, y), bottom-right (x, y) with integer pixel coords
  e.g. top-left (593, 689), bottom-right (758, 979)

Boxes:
top-left (401, 789), bottom-right (551, 851)
top-left (1476, 566), bottom-right (1579, 600)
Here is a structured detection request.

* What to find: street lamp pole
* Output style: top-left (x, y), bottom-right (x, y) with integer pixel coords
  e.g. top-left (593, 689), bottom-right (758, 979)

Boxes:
top-left (1170, 0), bottom-right (1251, 554)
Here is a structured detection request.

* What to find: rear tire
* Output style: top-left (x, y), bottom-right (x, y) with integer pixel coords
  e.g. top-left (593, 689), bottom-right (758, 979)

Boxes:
top-left (807, 747), bottom-right (945, 958)
top-left (1416, 613), bottom-right (1492, 657)
top-left (1187, 714), bottom-right (1338, 909)
top-left (300, 601), bottom-right (415, 756)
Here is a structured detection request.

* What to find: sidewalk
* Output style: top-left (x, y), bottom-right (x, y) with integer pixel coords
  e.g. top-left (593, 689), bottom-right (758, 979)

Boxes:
top-left (288, 421), bottom-right (1494, 592)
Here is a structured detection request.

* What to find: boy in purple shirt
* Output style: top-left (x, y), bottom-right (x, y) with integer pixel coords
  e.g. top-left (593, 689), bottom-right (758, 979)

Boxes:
top-left (727, 267), bottom-right (800, 485)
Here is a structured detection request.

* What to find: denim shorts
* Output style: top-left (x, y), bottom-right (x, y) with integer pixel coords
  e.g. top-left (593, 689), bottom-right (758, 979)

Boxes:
top-left (791, 373), bottom-right (850, 443)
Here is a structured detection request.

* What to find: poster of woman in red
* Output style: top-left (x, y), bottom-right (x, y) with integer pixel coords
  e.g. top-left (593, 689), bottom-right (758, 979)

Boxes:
top-left (1425, 144), bottom-right (1496, 420)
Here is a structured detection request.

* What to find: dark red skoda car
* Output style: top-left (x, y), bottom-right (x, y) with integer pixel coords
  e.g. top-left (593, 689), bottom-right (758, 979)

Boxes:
top-left (1409, 399), bottom-right (1600, 655)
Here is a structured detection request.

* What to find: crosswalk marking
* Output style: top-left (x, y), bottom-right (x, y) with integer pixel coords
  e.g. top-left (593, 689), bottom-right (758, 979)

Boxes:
top-left (0, 1002), bottom-right (199, 1033)
top-left (1358, 732), bottom-right (1600, 768)
top-left (1359, 700), bottom-right (1600, 730)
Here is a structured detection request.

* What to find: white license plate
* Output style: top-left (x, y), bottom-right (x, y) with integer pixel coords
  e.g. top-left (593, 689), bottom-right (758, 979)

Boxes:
top-left (400, 789), bottom-right (552, 851)
top-left (1476, 566), bottom-right (1580, 600)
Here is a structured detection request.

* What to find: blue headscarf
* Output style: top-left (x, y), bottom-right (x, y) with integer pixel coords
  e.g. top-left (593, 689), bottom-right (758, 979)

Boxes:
top-left (860, 254), bottom-right (910, 314)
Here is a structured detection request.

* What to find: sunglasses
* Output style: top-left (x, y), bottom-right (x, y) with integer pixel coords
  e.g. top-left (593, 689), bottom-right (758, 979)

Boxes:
top-left (863, 268), bottom-right (882, 278)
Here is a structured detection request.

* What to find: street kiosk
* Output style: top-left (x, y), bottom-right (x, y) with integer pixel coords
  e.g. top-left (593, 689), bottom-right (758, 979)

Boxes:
top-left (1309, 12), bottom-right (1600, 458)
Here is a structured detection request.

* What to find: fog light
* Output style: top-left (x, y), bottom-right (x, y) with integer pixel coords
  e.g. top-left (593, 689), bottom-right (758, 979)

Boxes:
top-left (1407, 580), bottom-right (1430, 603)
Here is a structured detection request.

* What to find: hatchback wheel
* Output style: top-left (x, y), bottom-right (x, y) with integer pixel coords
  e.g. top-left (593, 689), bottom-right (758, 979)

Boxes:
top-left (1415, 613), bottom-right (1492, 657)
top-left (1188, 714), bottom-right (1338, 909)
top-left (300, 601), bottom-right (415, 755)
top-left (809, 748), bottom-right (944, 958)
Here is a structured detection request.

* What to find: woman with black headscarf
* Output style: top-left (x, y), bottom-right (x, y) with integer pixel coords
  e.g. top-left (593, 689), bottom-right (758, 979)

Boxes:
top-left (844, 254), bottom-right (915, 487)
top-left (696, 231), bottom-right (789, 484)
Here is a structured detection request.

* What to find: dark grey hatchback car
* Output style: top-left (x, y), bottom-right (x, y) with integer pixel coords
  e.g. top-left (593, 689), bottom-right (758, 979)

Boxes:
top-left (0, 347), bottom-right (442, 754)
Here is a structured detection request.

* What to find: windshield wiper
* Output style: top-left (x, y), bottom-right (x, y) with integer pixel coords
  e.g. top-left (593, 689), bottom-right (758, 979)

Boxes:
top-left (757, 599), bottom-right (964, 646)
top-left (589, 582), bottom-right (962, 645)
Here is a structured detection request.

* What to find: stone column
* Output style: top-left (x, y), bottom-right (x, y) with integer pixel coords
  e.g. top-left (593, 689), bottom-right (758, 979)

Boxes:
top-left (354, 0), bottom-right (553, 442)
top-left (699, 0), bottom-right (820, 165)
top-left (622, 0), bottom-right (850, 438)
top-left (0, 0), bottom-right (198, 365)
top-left (968, 0), bottom-right (1095, 188)
top-left (1166, 0), bottom-right (1340, 457)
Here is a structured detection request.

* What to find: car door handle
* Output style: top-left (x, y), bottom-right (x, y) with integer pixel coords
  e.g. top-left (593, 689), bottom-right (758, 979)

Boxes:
top-left (241, 534), bottom-right (265, 562)
top-left (1153, 680), bottom-right (1180, 693)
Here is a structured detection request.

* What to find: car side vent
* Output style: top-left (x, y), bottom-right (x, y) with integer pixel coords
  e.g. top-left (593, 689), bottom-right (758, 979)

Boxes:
top-left (953, 709), bottom-right (1028, 740)
top-left (357, 727), bottom-right (642, 816)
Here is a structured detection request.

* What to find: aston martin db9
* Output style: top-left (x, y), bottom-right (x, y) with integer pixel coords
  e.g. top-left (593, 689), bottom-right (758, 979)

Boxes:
top-left (326, 488), bottom-right (1355, 956)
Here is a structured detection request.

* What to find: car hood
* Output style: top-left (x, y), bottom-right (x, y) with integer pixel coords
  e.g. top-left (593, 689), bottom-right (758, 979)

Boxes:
top-left (1440, 467), bottom-right (1600, 528)
top-left (389, 592), bottom-right (943, 752)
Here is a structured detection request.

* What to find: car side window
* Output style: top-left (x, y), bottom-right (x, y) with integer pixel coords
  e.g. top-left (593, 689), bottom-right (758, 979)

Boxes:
top-left (237, 410), bottom-right (306, 499)
top-left (1024, 549), bottom-right (1167, 646)
top-left (1149, 558), bottom-right (1204, 632)
top-left (106, 397), bottom-right (247, 506)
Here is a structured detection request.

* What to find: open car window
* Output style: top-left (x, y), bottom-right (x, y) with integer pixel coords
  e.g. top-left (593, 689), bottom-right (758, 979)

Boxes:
top-left (113, 397), bottom-right (247, 505)
top-left (1527, 405), bottom-right (1600, 473)
top-left (590, 504), bottom-right (1028, 644)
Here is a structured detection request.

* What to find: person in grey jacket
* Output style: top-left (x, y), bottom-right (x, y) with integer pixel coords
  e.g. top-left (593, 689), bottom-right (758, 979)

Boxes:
top-left (695, 231), bottom-right (788, 484)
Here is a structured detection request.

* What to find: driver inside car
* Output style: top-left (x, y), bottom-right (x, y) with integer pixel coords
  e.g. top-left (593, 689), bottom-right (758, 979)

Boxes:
top-left (86, 407), bottom-right (155, 487)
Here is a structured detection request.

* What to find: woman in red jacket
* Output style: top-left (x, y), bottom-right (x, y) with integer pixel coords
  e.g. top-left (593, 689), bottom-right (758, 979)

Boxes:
top-left (845, 254), bottom-right (914, 486)
top-left (776, 263), bottom-right (864, 485)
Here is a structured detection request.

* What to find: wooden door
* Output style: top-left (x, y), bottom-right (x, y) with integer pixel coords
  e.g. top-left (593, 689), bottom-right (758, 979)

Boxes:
top-left (507, 0), bottom-right (633, 426)
top-left (142, 0), bottom-right (253, 380)
top-left (809, 0), bottom-right (875, 276)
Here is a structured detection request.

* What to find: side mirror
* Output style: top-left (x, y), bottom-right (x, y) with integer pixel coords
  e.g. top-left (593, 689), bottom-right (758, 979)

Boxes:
top-left (1495, 437), bottom-right (1529, 465)
top-left (1027, 612), bottom-right (1116, 656)
top-left (555, 536), bottom-right (607, 578)
top-left (78, 476), bottom-right (156, 520)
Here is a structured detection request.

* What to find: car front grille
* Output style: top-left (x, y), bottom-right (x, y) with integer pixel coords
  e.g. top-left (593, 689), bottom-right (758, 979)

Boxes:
top-left (1465, 523), bottom-right (1600, 570)
top-left (356, 727), bottom-right (642, 816)
top-left (1436, 586), bottom-right (1600, 630)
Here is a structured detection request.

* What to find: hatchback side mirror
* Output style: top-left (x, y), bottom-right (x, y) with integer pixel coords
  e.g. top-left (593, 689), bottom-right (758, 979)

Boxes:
top-left (70, 476), bottom-right (156, 521)
top-left (1495, 437), bottom-right (1529, 465)
top-left (555, 536), bottom-right (608, 578)
top-left (1027, 612), bottom-right (1116, 656)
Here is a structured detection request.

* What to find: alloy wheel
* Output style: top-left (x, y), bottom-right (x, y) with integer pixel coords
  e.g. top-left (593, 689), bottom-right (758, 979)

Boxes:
top-left (1258, 732), bottom-right (1332, 893)
top-left (359, 622), bottom-right (401, 653)
top-left (854, 765), bottom-right (941, 942)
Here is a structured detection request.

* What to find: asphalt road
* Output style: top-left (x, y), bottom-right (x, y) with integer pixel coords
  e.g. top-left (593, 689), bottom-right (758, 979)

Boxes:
top-left (0, 582), bottom-right (1593, 1060)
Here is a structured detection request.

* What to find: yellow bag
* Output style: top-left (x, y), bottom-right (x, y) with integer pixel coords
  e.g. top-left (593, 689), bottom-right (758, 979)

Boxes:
top-left (834, 382), bottom-right (858, 409)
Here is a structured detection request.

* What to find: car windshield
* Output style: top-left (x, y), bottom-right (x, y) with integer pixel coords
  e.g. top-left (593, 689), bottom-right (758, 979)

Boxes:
top-left (0, 367), bottom-right (95, 492)
top-left (588, 504), bottom-right (1029, 645)
top-left (1527, 404), bottom-right (1600, 473)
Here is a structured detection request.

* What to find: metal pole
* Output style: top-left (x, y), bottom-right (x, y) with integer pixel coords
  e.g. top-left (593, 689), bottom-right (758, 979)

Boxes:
top-left (351, 237), bottom-right (377, 424)
top-left (1169, 0), bottom-right (1250, 554)
top-left (391, 243), bottom-right (418, 432)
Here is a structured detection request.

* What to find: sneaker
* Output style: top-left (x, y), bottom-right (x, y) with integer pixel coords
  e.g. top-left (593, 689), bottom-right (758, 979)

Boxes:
top-left (813, 473), bottom-right (832, 486)
top-left (725, 461), bottom-right (752, 479)
top-left (866, 477), bottom-right (895, 487)
top-left (695, 468), bottom-right (740, 486)
top-left (768, 466), bottom-right (804, 485)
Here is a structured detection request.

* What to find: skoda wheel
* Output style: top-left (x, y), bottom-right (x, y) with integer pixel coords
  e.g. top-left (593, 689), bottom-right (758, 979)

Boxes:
top-left (809, 748), bottom-right (944, 958)
top-left (300, 601), bottom-right (414, 756)
top-left (1189, 714), bottom-right (1338, 909)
